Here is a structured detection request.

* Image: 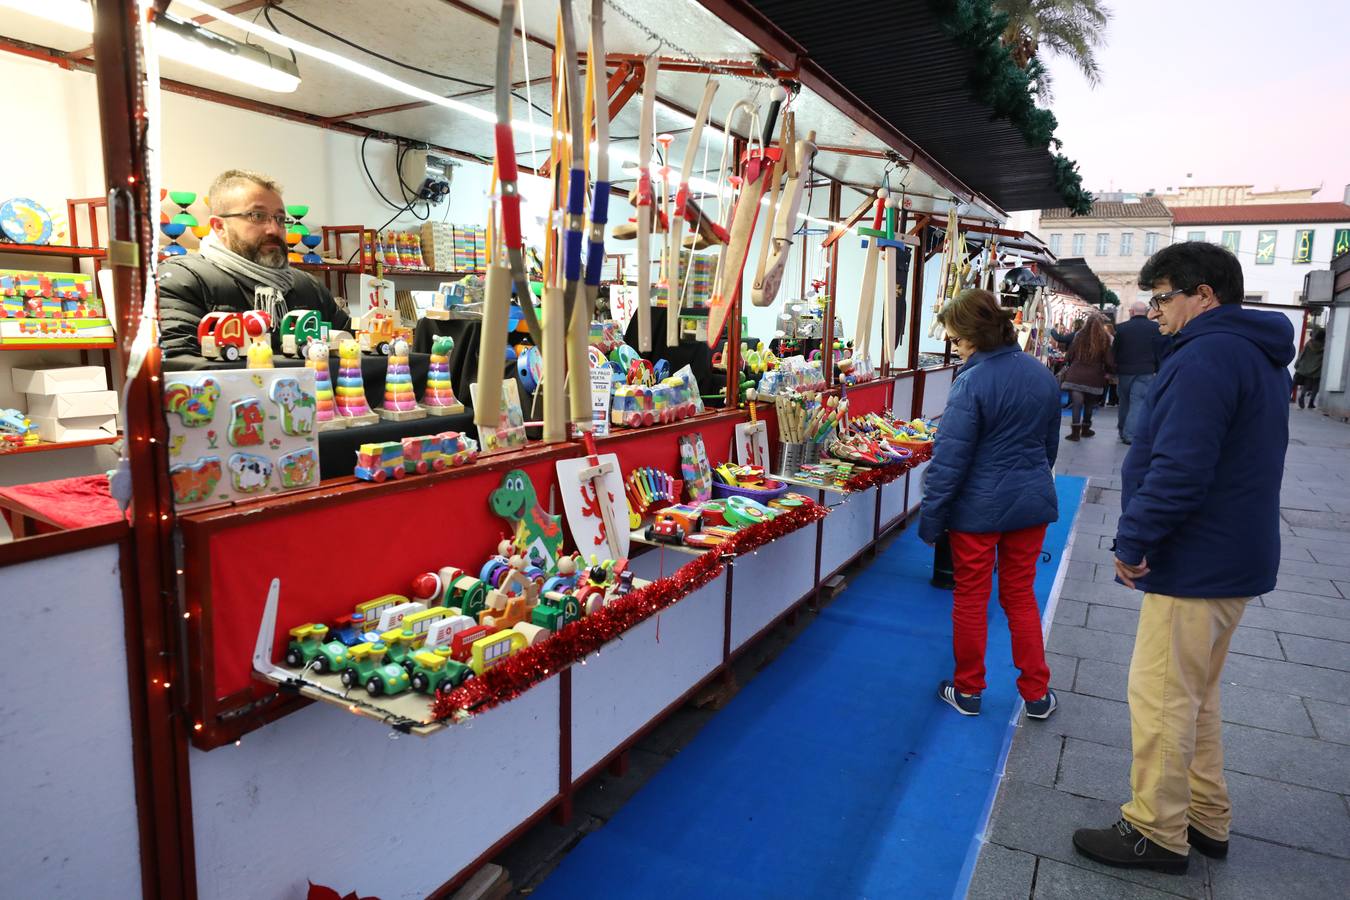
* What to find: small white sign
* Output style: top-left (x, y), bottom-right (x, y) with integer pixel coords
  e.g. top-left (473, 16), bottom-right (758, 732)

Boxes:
top-left (590, 365), bottom-right (613, 437)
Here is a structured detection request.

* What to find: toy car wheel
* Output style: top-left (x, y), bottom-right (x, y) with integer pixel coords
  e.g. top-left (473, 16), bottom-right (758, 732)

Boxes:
top-left (284, 647), bottom-right (304, 667)
top-left (392, 466), bottom-right (406, 479)
top-left (372, 468), bottom-right (387, 484)
top-left (366, 675), bottom-right (384, 697)
top-left (378, 342), bottom-right (391, 356)
top-left (222, 345), bottom-right (240, 362)
top-left (415, 461), bottom-right (429, 475)
top-left (340, 669), bottom-right (357, 688)
top-left (411, 672), bottom-right (429, 693)
top-left (312, 655), bottom-right (329, 675)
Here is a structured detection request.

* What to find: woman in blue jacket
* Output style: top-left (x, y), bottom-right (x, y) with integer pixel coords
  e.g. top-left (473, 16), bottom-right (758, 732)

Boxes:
top-left (920, 289), bottom-right (1062, 720)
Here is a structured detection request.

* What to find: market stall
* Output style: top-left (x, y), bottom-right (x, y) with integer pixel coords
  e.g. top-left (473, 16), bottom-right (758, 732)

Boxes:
top-left (0, 1), bottom-right (1088, 896)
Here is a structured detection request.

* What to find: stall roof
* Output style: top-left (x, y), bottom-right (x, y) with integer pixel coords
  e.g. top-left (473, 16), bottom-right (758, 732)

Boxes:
top-left (737, 0), bottom-right (1073, 213)
top-left (1040, 257), bottom-right (1103, 304)
top-left (0, 0), bottom-right (1019, 223)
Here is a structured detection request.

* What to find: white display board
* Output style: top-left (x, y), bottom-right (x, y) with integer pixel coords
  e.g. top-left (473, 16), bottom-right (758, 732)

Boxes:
top-left (878, 475), bottom-right (909, 531)
top-left (729, 524), bottom-right (817, 650)
top-left (162, 367), bottom-right (319, 510)
top-left (821, 487), bottom-right (878, 578)
top-left (921, 366), bottom-right (957, 419)
top-left (3, 544), bottom-right (143, 899)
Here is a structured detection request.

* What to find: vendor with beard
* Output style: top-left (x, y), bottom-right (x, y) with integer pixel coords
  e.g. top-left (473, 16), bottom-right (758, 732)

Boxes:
top-left (158, 169), bottom-right (351, 359)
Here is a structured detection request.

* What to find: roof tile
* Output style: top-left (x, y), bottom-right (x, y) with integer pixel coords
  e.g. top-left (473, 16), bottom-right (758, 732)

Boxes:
top-left (1170, 202), bottom-right (1350, 225)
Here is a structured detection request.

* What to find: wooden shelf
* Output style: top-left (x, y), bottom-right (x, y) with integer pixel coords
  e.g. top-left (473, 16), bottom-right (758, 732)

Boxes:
top-left (294, 261), bottom-right (481, 279)
top-left (0, 243), bottom-right (106, 259)
top-left (0, 341), bottom-right (115, 351)
top-left (3, 434), bottom-right (119, 455)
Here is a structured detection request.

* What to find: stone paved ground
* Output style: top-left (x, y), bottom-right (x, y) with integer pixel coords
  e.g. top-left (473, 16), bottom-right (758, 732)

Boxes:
top-left (969, 405), bottom-right (1350, 900)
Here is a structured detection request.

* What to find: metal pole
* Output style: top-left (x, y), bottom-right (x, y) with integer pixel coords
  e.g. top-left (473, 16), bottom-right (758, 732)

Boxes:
top-left (822, 180), bottom-right (841, 388)
top-left (907, 224), bottom-right (925, 371)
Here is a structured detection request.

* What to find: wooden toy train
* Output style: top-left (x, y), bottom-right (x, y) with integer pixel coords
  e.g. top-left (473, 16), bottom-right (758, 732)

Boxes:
top-left (354, 431), bottom-right (479, 482)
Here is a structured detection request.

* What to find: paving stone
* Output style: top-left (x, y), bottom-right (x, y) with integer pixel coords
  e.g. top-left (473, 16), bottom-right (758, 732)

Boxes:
top-left (1047, 624), bottom-right (1136, 666)
top-left (1277, 543), bottom-right (1317, 562)
top-left (1046, 652), bottom-right (1077, 692)
top-left (1238, 606), bottom-right (1350, 642)
top-left (1085, 604), bottom-right (1139, 636)
top-left (1032, 690), bottom-right (1133, 750)
top-left (967, 842), bottom-right (1035, 900)
top-left (1073, 518), bottom-right (1120, 537)
top-left (1053, 599), bottom-right (1089, 628)
top-left (1074, 506), bottom-right (1109, 526)
top-left (1055, 737), bottom-right (1130, 803)
top-left (1003, 726), bottom-right (1063, 788)
top-left (986, 780), bottom-right (1208, 898)
top-left (1074, 657), bottom-right (1128, 703)
top-left (1277, 633), bottom-right (1350, 672)
top-left (1221, 722), bottom-right (1350, 794)
top-left (1208, 834), bottom-right (1350, 900)
top-left (1057, 578), bottom-right (1142, 611)
top-left (1273, 572), bottom-right (1344, 599)
top-left (1065, 560), bottom-right (1097, 582)
top-left (1031, 857), bottom-right (1191, 900)
top-left (1226, 625), bottom-right (1286, 661)
top-left (1289, 524), bottom-right (1350, 542)
top-left (1219, 683), bottom-right (1317, 737)
top-left (1068, 545), bottom-right (1119, 567)
top-left (1221, 653), bottom-right (1350, 704)
top-left (1223, 771), bottom-right (1350, 859)
top-left (1258, 589), bottom-right (1350, 621)
top-left (1277, 558), bottom-right (1350, 582)
top-left (1303, 698), bottom-right (1350, 745)
top-left (1279, 491), bottom-right (1331, 512)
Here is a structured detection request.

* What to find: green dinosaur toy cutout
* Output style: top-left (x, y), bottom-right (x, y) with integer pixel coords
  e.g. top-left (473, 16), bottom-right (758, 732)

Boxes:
top-left (489, 469), bottom-right (563, 574)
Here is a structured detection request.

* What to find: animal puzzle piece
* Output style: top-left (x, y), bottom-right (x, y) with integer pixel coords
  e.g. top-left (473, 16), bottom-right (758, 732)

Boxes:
top-left (269, 376), bottom-right (317, 435)
top-left (227, 452), bottom-right (273, 493)
top-left (228, 397), bottom-right (265, 446)
top-left (277, 447), bottom-right (318, 489)
top-left (169, 456), bottom-right (222, 505)
top-left (164, 376), bottom-right (222, 427)
top-left (489, 469), bottom-right (564, 574)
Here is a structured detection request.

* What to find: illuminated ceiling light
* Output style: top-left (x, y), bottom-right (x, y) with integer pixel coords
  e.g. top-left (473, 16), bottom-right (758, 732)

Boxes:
top-left (156, 12), bottom-right (300, 94)
top-left (0, 0), bottom-right (93, 32)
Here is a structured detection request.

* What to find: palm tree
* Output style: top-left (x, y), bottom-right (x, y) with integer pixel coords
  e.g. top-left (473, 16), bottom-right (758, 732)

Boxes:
top-left (993, 0), bottom-right (1111, 95)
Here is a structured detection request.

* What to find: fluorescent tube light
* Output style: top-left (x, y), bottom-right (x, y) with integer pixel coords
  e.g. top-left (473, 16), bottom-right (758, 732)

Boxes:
top-left (0, 0), bottom-right (93, 32)
top-left (156, 12), bottom-right (300, 94)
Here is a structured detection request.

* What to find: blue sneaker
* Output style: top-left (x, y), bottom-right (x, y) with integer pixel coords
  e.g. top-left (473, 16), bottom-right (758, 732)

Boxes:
top-left (1025, 689), bottom-right (1058, 720)
top-left (938, 680), bottom-right (981, 716)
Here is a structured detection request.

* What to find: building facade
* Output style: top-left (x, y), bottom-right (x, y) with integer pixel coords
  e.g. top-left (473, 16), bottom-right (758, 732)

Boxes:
top-left (1038, 198), bottom-right (1173, 307)
top-left (1154, 184), bottom-right (1320, 207)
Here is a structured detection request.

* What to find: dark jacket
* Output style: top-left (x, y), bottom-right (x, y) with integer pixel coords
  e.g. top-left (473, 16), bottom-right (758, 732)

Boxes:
top-left (1060, 330), bottom-right (1115, 390)
top-left (1115, 304), bottom-right (1294, 597)
top-left (919, 343), bottom-right (1061, 542)
top-left (1293, 339), bottom-right (1324, 378)
top-left (158, 254), bottom-right (351, 359)
top-left (1112, 315), bottom-right (1165, 376)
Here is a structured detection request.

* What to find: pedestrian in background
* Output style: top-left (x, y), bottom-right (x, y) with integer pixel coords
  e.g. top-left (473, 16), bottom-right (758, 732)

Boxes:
top-left (920, 289), bottom-right (1061, 721)
top-left (1293, 326), bottom-right (1325, 409)
top-left (1113, 300), bottom-right (1166, 444)
top-left (1060, 315), bottom-right (1114, 440)
top-left (1073, 242), bottom-right (1294, 874)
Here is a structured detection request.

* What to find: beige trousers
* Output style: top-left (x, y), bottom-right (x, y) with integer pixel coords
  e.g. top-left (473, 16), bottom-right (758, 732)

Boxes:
top-left (1120, 592), bottom-right (1249, 855)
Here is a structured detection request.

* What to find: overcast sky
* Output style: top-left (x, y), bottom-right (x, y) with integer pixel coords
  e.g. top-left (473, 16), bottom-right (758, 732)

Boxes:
top-left (1037, 0), bottom-right (1350, 202)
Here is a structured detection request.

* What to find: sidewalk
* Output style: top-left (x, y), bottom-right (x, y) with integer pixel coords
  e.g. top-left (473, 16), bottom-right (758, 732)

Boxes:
top-left (969, 406), bottom-right (1350, 900)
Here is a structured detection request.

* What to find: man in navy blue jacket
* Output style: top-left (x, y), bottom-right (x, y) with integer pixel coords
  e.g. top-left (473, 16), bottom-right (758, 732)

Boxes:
top-left (1073, 243), bottom-right (1294, 874)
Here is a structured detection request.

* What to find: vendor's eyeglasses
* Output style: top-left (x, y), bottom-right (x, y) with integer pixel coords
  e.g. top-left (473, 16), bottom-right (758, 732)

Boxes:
top-left (218, 211), bottom-right (287, 228)
top-left (1148, 287), bottom-right (1192, 311)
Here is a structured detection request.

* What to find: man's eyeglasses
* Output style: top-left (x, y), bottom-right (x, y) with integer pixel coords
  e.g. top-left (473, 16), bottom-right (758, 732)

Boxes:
top-left (1147, 287), bottom-right (1192, 311)
top-left (218, 210), bottom-right (287, 228)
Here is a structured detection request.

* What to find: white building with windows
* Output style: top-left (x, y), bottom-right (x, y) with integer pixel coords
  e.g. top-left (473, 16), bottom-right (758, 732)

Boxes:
top-left (1038, 198), bottom-right (1173, 307)
top-left (1170, 201), bottom-right (1350, 345)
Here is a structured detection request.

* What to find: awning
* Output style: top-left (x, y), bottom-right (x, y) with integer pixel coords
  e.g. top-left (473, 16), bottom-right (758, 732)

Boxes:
top-left (1040, 257), bottom-right (1103, 304)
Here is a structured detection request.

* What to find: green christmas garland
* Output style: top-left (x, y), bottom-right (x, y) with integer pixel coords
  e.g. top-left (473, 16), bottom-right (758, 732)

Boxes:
top-left (930, 0), bottom-right (1093, 215)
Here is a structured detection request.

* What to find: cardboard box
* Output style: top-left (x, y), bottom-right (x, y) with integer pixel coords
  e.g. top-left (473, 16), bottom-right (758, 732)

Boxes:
top-left (26, 390), bottom-right (119, 419)
top-left (30, 414), bottom-right (116, 442)
top-left (11, 365), bottom-right (108, 395)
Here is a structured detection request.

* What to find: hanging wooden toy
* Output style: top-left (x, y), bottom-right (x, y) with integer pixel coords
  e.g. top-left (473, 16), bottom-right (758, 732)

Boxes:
top-left (664, 78), bottom-right (718, 347)
top-left (753, 122), bottom-right (817, 307)
top-left (633, 58), bottom-right (659, 352)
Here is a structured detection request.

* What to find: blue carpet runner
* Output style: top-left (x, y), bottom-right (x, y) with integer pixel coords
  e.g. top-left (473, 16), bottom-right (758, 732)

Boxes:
top-left (534, 476), bottom-right (1087, 900)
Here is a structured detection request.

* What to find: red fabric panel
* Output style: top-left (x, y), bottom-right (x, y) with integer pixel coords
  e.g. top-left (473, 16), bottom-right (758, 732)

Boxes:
top-left (842, 378), bottom-right (894, 418)
top-left (205, 414), bottom-right (745, 701)
top-left (0, 474), bottom-right (121, 531)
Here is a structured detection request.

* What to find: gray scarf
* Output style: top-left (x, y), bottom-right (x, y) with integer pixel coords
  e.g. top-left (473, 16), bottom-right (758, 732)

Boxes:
top-left (200, 231), bottom-right (296, 323)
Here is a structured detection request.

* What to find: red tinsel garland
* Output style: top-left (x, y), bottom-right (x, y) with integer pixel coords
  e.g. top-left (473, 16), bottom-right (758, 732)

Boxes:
top-left (431, 500), bottom-right (830, 720)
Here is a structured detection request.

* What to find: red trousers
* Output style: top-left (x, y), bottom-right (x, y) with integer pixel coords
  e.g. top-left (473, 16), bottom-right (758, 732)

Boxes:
top-left (948, 524), bottom-right (1051, 700)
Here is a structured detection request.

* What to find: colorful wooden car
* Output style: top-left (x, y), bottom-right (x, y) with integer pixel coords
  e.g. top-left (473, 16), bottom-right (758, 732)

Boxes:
top-left (408, 646), bottom-right (475, 694)
top-left (355, 441), bottom-right (407, 482)
top-left (340, 641), bottom-right (413, 696)
top-left (468, 629), bottom-right (528, 676)
top-left (284, 623), bottom-right (349, 673)
top-left (197, 309), bottom-right (271, 361)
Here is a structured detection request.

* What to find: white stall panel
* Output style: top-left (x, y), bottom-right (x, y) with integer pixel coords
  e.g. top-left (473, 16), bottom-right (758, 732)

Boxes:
top-left (820, 488), bottom-right (878, 578)
top-left (921, 367), bottom-right (957, 419)
top-left (729, 525), bottom-right (817, 650)
top-left (2, 544), bottom-right (142, 899)
top-left (879, 475), bottom-right (909, 531)
top-left (192, 677), bottom-right (561, 900)
top-left (892, 374), bottom-right (917, 419)
top-left (570, 573), bottom-right (727, 776)
top-left (908, 460), bottom-right (931, 514)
